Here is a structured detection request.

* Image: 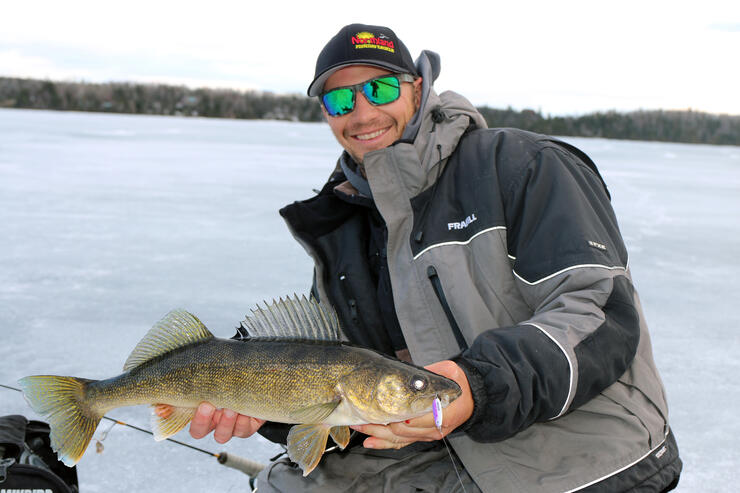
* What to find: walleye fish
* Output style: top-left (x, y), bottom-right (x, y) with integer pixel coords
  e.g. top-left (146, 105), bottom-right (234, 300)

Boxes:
top-left (19, 295), bottom-right (461, 476)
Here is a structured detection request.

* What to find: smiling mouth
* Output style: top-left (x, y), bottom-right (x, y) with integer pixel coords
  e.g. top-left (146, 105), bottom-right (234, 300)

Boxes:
top-left (354, 127), bottom-right (389, 141)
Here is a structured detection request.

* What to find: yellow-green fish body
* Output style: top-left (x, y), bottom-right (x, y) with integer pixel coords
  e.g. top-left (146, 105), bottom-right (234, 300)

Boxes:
top-left (19, 296), bottom-right (461, 475)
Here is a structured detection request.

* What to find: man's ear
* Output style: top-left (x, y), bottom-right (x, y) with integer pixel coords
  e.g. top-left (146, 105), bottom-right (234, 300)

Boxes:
top-left (413, 76), bottom-right (424, 107)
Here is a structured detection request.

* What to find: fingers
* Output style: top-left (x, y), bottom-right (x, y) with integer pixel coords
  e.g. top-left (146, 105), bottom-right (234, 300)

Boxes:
top-left (398, 413), bottom-right (436, 430)
top-left (365, 436), bottom-right (414, 449)
top-left (388, 419), bottom-right (444, 440)
top-left (189, 402), bottom-right (264, 442)
top-left (213, 411), bottom-right (265, 442)
top-left (351, 422), bottom-right (439, 450)
top-left (190, 402), bottom-right (217, 439)
top-left (355, 424), bottom-right (415, 449)
top-left (213, 409), bottom-right (238, 443)
top-left (233, 415), bottom-right (266, 438)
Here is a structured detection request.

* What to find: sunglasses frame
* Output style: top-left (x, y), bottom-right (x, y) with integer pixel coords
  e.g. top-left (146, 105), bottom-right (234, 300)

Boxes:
top-left (321, 73), bottom-right (416, 117)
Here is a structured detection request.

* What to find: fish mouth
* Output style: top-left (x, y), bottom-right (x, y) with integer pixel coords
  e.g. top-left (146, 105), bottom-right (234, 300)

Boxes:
top-left (436, 393), bottom-right (452, 406)
top-left (409, 390), bottom-right (456, 414)
top-left (433, 391), bottom-right (458, 407)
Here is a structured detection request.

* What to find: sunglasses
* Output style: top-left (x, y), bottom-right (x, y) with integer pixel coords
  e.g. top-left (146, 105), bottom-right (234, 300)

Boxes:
top-left (321, 73), bottom-right (415, 117)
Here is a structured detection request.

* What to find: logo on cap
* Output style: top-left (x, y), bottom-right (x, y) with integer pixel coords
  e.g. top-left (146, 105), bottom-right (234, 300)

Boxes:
top-left (352, 31), bottom-right (395, 53)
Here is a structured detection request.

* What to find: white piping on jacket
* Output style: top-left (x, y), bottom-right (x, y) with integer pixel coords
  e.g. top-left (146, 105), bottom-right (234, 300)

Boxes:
top-left (565, 429), bottom-right (672, 492)
top-left (412, 226), bottom-right (506, 260)
top-left (514, 263), bottom-right (627, 286)
top-left (522, 322), bottom-right (574, 419)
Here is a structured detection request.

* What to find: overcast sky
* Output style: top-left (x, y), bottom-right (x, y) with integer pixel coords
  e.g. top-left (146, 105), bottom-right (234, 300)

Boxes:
top-left (1, 1), bottom-right (738, 116)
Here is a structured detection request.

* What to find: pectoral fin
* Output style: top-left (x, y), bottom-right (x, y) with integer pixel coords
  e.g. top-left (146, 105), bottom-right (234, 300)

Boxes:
top-left (329, 425), bottom-right (350, 449)
top-left (150, 405), bottom-right (196, 441)
top-left (289, 399), bottom-right (340, 423)
top-left (286, 424), bottom-right (331, 477)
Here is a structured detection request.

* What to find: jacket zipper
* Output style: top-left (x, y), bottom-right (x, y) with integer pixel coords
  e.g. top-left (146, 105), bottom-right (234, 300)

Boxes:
top-left (426, 265), bottom-right (469, 351)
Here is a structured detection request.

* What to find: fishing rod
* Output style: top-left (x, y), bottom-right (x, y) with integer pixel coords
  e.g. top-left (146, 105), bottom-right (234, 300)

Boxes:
top-left (0, 383), bottom-right (265, 478)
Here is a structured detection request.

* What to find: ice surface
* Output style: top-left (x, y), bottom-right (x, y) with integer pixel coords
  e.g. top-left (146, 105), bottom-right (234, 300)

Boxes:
top-left (1, 108), bottom-right (738, 491)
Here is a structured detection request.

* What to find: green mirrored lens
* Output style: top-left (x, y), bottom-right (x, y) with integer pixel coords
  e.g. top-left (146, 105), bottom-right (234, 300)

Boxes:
top-left (322, 75), bottom-right (406, 117)
top-left (322, 88), bottom-right (354, 116)
top-left (362, 76), bottom-right (401, 105)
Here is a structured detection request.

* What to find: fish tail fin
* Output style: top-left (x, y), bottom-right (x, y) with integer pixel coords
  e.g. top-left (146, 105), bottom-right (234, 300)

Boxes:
top-left (18, 375), bottom-right (101, 466)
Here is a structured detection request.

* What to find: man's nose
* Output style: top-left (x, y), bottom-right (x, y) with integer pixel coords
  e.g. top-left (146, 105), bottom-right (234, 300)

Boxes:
top-left (351, 91), bottom-right (378, 120)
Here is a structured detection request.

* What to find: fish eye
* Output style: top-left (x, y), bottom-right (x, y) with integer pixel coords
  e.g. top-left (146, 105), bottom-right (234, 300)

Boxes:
top-left (410, 375), bottom-right (428, 392)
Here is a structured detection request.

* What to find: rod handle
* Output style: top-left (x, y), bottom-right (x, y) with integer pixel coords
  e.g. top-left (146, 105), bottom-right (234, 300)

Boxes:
top-left (217, 452), bottom-right (265, 477)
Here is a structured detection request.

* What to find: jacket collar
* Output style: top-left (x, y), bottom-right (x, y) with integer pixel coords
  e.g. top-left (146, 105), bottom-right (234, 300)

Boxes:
top-left (361, 88), bottom-right (487, 199)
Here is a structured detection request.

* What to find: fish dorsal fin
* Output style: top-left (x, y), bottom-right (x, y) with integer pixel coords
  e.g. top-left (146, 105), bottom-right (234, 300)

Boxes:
top-left (123, 309), bottom-right (213, 371)
top-left (238, 294), bottom-right (341, 342)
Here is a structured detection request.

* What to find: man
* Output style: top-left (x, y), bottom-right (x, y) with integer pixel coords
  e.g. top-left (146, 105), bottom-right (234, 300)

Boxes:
top-left (166, 24), bottom-right (682, 492)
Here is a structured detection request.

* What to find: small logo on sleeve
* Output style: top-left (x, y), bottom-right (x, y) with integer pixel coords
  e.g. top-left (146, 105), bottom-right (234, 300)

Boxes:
top-left (655, 445), bottom-right (667, 459)
top-left (588, 240), bottom-right (607, 251)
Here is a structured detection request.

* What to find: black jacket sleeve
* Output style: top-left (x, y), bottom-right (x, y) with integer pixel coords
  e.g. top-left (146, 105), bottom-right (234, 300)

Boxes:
top-left (453, 140), bottom-right (640, 442)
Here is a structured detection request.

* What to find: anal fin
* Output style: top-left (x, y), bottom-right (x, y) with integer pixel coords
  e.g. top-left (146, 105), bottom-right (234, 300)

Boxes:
top-left (286, 424), bottom-right (331, 477)
top-left (329, 425), bottom-right (350, 449)
top-left (150, 405), bottom-right (196, 441)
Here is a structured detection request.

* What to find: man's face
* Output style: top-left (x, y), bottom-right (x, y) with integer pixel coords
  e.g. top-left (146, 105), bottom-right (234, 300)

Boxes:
top-left (321, 65), bottom-right (422, 164)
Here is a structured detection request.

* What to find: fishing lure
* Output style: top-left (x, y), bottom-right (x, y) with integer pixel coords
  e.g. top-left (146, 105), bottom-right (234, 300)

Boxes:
top-left (432, 395), bottom-right (443, 432)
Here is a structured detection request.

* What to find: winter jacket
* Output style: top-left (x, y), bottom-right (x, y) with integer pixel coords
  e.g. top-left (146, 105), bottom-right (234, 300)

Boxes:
top-left (272, 72), bottom-right (681, 491)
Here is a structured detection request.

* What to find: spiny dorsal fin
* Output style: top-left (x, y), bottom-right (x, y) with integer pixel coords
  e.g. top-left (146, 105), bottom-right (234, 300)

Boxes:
top-left (238, 294), bottom-right (340, 342)
top-left (123, 309), bottom-right (213, 371)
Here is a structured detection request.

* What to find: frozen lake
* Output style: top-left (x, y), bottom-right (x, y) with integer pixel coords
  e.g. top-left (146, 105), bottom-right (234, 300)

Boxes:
top-left (1, 108), bottom-right (738, 491)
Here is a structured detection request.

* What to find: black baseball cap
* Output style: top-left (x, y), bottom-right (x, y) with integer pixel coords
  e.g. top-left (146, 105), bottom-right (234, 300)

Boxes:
top-left (307, 24), bottom-right (418, 97)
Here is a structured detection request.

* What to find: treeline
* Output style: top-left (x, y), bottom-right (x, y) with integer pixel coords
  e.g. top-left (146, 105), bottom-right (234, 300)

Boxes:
top-left (1, 77), bottom-right (738, 145)
top-left (476, 107), bottom-right (740, 146)
top-left (0, 77), bottom-right (322, 121)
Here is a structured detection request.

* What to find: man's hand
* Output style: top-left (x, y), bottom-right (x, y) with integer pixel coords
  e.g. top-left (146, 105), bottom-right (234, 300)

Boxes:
top-left (349, 359), bottom-right (474, 450)
top-left (153, 402), bottom-right (265, 444)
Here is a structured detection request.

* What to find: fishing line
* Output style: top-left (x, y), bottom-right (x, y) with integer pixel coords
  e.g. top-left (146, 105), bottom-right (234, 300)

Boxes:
top-left (434, 395), bottom-right (468, 493)
top-left (94, 419), bottom-right (117, 453)
top-left (441, 437), bottom-right (468, 493)
top-left (1, 383), bottom-right (218, 458)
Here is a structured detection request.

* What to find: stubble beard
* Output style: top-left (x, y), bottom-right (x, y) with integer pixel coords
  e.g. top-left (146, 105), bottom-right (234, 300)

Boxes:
top-left (344, 116), bottom-right (397, 165)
